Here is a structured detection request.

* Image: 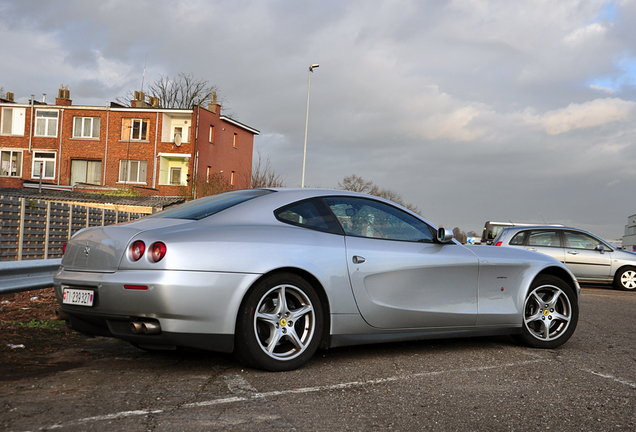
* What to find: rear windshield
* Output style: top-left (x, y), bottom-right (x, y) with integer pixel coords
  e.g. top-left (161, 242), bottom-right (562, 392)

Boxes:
top-left (148, 189), bottom-right (274, 220)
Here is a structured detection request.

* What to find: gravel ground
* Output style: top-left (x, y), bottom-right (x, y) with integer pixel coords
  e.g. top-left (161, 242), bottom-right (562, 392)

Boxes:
top-left (0, 288), bottom-right (93, 379)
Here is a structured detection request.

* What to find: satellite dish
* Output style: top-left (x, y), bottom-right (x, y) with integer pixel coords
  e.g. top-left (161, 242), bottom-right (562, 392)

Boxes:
top-left (174, 133), bottom-right (182, 147)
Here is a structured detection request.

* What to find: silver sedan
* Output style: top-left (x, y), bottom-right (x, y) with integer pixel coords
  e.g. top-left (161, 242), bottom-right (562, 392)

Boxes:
top-left (55, 189), bottom-right (580, 371)
top-left (493, 225), bottom-right (636, 291)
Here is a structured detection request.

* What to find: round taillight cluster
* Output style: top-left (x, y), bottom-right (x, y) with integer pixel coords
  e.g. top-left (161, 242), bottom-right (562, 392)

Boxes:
top-left (149, 242), bottom-right (167, 262)
top-left (130, 240), bottom-right (146, 261)
top-left (129, 240), bottom-right (167, 262)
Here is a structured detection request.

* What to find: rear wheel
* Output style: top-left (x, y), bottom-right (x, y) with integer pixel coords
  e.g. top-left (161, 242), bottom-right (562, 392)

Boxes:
top-left (234, 273), bottom-right (323, 371)
top-left (614, 267), bottom-right (636, 291)
top-left (518, 275), bottom-right (578, 349)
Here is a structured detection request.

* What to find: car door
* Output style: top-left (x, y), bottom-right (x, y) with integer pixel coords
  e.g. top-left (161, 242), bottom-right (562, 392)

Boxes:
top-left (520, 229), bottom-right (566, 264)
top-left (323, 196), bottom-right (479, 329)
top-left (562, 230), bottom-right (612, 280)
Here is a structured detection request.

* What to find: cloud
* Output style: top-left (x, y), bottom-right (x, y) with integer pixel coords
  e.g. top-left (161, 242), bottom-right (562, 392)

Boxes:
top-left (525, 98), bottom-right (635, 135)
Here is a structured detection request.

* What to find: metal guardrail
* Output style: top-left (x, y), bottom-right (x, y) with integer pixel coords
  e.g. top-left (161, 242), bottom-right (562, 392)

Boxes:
top-left (0, 259), bottom-right (61, 295)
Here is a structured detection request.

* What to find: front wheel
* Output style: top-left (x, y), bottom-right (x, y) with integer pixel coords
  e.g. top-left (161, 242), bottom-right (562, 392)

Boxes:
top-left (518, 275), bottom-right (578, 349)
top-left (234, 273), bottom-right (324, 371)
top-left (614, 267), bottom-right (636, 291)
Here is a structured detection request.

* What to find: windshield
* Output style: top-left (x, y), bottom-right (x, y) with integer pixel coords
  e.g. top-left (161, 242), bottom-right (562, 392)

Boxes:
top-left (148, 189), bottom-right (274, 220)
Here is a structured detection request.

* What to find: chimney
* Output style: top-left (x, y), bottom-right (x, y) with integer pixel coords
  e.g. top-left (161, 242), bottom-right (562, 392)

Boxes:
top-left (56, 85), bottom-right (72, 106)
top-left (132, 91), bottom-right (148, 108)
top-left (207, 91), bottom-right (218, 113)
top-left (5, 92), bottom-right (14, 102)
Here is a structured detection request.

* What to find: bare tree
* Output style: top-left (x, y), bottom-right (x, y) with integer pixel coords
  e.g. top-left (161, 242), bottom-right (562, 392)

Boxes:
top-left (196, 172), bottom-right (234, 198)
top-left (251, 150), bottom-right (286, 188)
top-left (116, 72), bottom-right (232, 114)
top-left (338, 174), bottom-right (379, 195)
top-left (338, 174), bottom-right (421, 215)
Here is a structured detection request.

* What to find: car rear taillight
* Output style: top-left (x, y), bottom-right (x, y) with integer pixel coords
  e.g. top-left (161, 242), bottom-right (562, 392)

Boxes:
top-left (149, 242), bottom-right (167, 262)
top-left (62, 242), bottom-right (67, 255)
top-left (495, 242), bottom-right (502, 247)
top-left (130, 240), bottom-right (146, 261)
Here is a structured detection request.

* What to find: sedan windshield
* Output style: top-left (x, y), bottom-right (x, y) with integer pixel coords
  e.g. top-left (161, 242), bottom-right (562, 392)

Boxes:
top-left (148, 189), bottom-right (274, 220)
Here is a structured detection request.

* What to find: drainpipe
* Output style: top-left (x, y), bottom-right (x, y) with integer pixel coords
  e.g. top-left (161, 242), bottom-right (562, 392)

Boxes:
top-left (104, 106), bottom-right (109, 185)
top-left (192, 106), bottom-right (200, 199)
top-left (28, 95), bottom-right (34, 154)
top-left (57, 108), bottom-right (64, 185)
top-left (153, 112), bottom-right (158, 189)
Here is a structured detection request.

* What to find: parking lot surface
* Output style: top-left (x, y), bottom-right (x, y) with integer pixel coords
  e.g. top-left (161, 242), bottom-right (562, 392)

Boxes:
top-left (1, 285), bottom-right (635, 431)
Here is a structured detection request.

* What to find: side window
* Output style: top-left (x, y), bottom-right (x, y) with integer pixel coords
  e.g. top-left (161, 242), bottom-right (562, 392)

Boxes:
top-left (323, 196), bottom-right (434, 242)
top-left (509, 231), bottom-right (527, 246)
top-left (275, 199), bottom-right (342, 234)
top-left (564, 231), bottom-right (602, 250)
top-left (528, 230), bottom-right (561, 247)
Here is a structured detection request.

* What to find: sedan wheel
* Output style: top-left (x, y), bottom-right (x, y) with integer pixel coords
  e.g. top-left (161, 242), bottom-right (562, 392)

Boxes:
top-left (235, 273), bottom-right (323, 371)
top-left (615, 267), bottom-right (636, 291)
top-left (518, 275), bottom-right (578, 349)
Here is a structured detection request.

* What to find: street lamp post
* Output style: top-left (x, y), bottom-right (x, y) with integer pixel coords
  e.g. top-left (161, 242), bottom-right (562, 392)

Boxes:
top-left (301, 63), bottom-right (319, 188)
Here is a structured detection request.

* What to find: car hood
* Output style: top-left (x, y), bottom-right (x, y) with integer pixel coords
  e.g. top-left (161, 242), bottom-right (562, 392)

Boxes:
top-left (61, 218), bottom-right (193, 272)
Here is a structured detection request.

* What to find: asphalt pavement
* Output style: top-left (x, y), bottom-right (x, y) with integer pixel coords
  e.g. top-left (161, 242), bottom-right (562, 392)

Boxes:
top-left (1, 285), bottom-right (635, 431)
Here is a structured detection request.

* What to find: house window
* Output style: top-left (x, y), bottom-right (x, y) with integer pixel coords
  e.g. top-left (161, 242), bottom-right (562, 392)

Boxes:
top-left (35, 110), bottom-right (58, 137)
top-left (0, 150), bottom-right (22, 177)
top-left (70, 160), bottom-right (102, 185)
top-left (73, 117), bottom-right (100, 138)
top-left (119, 160), bottom-right (147, 183)
top-left (230, 171), bottom-right (235, 186)
top-left (209, 126), bottom-right (215, 143)
top-left (158, 154), bottom-right (189, 186)
top-left (169, 167), bottom-right (182, 185)
top-left (206, 166), bottom-right (211, 182)
top-left (122, 119), bottom-right (148, 140)
top-left (233, 133), bottom-right (238, 148)
top-left (1, 107), bottom-right (26, 135)
top-left (32, 152), bottom-right (56, 179)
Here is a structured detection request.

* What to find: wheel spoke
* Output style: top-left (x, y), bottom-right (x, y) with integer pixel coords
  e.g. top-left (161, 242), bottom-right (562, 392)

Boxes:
top-left (265, 330), bottom-right (284, 354)
top-left (255, 311), bottom-right (278, 326)
top-left (286, 327), bottom-right (306, 351)
top-left (540, 319), bottom-right (551, 339)
top-left (525, 310), bottom-right (543, 325)
top-left (551, 311), bottom-right (570, 323)
top-left (289, 303), bottom-right (313, 322)
top-left (546, 290), bottom-right (562, 309)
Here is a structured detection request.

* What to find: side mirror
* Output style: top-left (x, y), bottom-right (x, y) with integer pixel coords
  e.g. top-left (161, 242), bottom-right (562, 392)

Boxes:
top-left (437, 227), bottom-right (454, 244)
top-left (595, 244), bottom-right (605, 254)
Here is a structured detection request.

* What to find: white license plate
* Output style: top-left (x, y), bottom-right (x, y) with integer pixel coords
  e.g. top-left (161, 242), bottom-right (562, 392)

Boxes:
top-left (62, 288), bottom-right (94, 306)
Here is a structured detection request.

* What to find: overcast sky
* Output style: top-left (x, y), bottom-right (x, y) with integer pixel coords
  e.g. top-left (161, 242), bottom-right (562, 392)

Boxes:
top-left (2, 0), bottom-right (636, 239)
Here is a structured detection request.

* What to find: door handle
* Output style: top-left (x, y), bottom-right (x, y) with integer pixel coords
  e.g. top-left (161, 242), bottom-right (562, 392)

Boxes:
top-left (352, 255), bottom-right (366, 264)
top-left (527, 248), bottom-right (537, 252)
top-left (567, 250), bottom-right (579, 255)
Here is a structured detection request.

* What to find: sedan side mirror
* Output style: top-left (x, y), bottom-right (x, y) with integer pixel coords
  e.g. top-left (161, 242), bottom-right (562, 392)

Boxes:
top-left (595, 244), bottom-right (605, 254)
top-left (437, 227), bottom-right (454, 244)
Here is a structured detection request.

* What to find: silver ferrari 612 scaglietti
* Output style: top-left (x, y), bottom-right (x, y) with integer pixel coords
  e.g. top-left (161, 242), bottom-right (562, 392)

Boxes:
top-left (54, 188), bottom-right (580, 371)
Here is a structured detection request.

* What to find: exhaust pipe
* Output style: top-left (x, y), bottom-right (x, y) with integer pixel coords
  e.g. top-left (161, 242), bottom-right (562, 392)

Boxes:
top-left (56, 309), bottom-right (70, 320)
top-left (142, 322), bottom-right (161, 334)
top-left (130, 320), bottom-right (161, 334)
top-left (130, 322), bottom-right (144, 334)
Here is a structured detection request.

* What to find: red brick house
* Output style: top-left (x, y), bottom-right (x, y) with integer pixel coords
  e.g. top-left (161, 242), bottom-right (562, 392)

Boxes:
top-left (0, 87), bottom-right (259, 197)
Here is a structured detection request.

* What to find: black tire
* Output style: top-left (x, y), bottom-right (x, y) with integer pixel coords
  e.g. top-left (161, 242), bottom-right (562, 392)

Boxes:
top-left (517, 275), bottom-right (578, 349)
top-left (614, 267), bottom-right (636, 291)
top-left (234, 273), bottom-right (324, 371)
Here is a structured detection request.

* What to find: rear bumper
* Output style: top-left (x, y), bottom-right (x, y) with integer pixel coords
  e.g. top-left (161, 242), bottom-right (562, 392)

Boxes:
top-left (54, 267), bottom-right (261, 353)
top-left (61, 309), bottom-right (234, 352)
